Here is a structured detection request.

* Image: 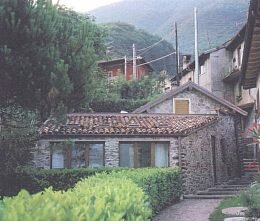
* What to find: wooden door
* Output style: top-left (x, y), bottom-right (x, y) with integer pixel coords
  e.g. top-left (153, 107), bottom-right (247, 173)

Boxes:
top-left (211, 136), bottom-right (217, 184)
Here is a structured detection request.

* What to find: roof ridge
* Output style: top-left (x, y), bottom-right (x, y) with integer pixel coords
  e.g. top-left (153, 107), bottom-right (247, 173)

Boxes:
top-left (133, 81), bottom-right (247, 116)
top-left (67, 112), bottom-right (217, 117)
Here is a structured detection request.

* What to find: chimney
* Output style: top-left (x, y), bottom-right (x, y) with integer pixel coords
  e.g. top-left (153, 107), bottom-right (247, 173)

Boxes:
top-left (182, 55), bottom-right (191, 70)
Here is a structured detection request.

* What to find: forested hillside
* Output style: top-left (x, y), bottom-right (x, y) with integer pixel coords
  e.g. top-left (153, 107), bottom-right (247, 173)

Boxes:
top-left (90, 0), bottom-right (248, 53)
top-left (103, 22), bottom-right (176, 74)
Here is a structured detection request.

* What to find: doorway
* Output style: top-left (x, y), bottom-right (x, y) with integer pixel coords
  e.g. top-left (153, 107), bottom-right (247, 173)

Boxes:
top-left (211, 136), bottom-right (217, 184)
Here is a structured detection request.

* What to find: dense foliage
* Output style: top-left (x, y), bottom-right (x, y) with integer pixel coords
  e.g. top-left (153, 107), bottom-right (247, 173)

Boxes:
top-left (0, 107), bottom-right (38, 198)
top-left (241, 182), bottom-right (260, 219)
top-left (1, 167), bottom-right (125, 197)
top-left (103, 22), bottom-right (176, 74)
top-left (0, 167), bottom-right (182, 220)
top-left (0, 177), bottom-right (151, 221)
top-left (107, 167), bottom-right (182, 214)
top-left (0, 0), bottom-right (105, 120)
top-left (91, 75), bottom-right (165, 112)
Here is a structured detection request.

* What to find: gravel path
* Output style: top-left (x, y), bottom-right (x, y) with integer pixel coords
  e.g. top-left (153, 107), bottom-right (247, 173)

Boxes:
top-left (153, 199), bottom-right (222, 221)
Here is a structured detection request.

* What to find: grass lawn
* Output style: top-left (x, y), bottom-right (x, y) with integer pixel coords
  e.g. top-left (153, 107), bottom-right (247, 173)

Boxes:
top-left (209, 196), bottom-right (243, 221)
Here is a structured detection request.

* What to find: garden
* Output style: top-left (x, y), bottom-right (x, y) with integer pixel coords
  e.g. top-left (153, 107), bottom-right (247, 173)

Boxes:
top-left (0, 167), bottom-right (182, 221)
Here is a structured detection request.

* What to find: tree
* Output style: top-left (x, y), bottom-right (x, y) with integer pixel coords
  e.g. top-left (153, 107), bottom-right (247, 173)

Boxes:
top-left (0, 106), bottom-right (38, 196)
top-left (0, 0), bottom-right (105, 120)
top-left (0, 0), bottom-right (105, 196)
top-left (90, 75), bottom-right (165, 112)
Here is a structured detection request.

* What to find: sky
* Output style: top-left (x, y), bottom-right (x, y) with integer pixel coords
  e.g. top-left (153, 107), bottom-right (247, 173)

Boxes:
top-left (57, 0), bottom-right (122, 12)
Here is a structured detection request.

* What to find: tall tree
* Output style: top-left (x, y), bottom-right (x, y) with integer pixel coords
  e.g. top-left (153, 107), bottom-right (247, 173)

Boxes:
top-left (0, 0), bottom-right (105, 120)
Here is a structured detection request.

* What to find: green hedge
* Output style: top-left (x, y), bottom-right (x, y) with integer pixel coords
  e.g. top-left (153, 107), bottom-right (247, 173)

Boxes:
top-left (0, 176), bottom-right (151, 221)
top-left (0, 167), bottom-right (182, 220)
top-left (106, 167), bottom-right (182, 214)
top-left (1, 167), bottom-right (125, 197)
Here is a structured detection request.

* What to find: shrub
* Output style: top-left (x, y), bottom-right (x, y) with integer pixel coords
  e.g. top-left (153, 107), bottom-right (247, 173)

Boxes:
top-left (1, 167), bottom-right (125, 197)
top-left (0, 176), bottom-right (151, 221)
top-left (103, 167), bottom-right (182, 214)
top-left (240, 182), bottom-right (260, 219)
top-left (0, 167), bottom-right (182, 220)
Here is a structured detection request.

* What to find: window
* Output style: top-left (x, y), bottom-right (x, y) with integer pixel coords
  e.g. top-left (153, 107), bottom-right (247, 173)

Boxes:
top-left (51, 143), bottom-right (104, 169)
top-left (200, 63), bottom-right (207, 75)
top-left (119, 142), bottom-right (169, 168)
top-left (52, 149), bottom-right (64, 169)
top-left (173, 99), bottom-right (190, 114)
top-left (237, 46), bottom-right (241, 67)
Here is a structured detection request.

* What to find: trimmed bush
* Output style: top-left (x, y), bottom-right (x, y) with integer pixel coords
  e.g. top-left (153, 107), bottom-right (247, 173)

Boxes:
top-left (1, 167), bottom-right (125, 197)
top-left (0, 167), bottom-right (182, 220)
top-left (0, 176), bottom-right (151, 221)
top-left (99, 167), bottom-right (182, 214)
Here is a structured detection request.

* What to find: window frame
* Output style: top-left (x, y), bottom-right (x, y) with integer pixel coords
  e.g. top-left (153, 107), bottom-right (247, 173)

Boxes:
top-left (119, 141), bottom-right (169, 168)
top-left (50, 142), bottom-right (105, 169)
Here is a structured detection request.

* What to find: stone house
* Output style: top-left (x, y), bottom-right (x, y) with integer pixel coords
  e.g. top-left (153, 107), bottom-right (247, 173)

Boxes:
top-left (172, 44), bottom-right (235, 104)
top-left (171, 1), bottom-right (259, 153)
top-left (35, 81), bottom-right (247, 194)
top-left (240, 0), bottom-right (260, 160)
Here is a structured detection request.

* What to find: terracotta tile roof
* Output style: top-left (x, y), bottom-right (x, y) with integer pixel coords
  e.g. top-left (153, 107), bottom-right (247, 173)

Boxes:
top-left (241, 0), bottom-right (260, 89)
top-left (40, 113), bottom-right (218, 137)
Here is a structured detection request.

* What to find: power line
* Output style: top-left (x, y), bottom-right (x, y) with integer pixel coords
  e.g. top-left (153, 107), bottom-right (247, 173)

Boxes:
top-left (136, 51), bottom-right (176, 67)
top-left (136, 39), bottom-right (164, 52)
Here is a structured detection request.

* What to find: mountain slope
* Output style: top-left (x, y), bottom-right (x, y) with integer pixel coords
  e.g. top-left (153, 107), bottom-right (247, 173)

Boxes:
top-left (90, 0), bottom-right (248, 53)
top-left (103, 22), bottom-right (176, 74)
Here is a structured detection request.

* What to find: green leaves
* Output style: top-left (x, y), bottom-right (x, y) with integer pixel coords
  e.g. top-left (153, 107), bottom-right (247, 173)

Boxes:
top-left (0, 175), bottom-right (152, 221)
top-left (0, 167), bottom-right (182, 220)
top-left (0, 0), bottom-right (105, 120)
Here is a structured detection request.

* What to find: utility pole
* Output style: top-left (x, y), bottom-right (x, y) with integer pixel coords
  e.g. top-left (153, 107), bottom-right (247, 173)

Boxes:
top-left (132, 44), bottom-right (136, 80)
top-left (178, 46), bottom-right (180, 72)
top-left (124, 55), bottom-right (127, 79)
top-left (175, 22), bottom-right (179, 85)
top-left (194, 7), bottom-right (200, 85)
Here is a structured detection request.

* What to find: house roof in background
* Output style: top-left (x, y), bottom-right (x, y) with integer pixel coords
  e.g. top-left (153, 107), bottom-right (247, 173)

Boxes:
top-left (241, 0), bottom-right (260, 89)
top-left (97, 57), bottom-right (154, 71)
top-left (40, 113), bottom-right (218, 138)
top-left (226, 25), bottom-right (246, 51)
top-left (172, 45), bottom-right (227, 80)
top-left (172, 26), bottom-right (247, 82)
top-left (133, 81), bottom-right (248, 116)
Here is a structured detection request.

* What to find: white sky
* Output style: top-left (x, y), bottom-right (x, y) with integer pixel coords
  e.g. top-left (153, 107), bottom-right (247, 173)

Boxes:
top-left (56, 0), bottom-right (122, 12)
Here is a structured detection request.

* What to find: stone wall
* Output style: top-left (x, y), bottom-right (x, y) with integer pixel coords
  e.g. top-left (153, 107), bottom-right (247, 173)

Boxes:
top-left (150, 88), bottom-right (230, 115)
top-left (180, 115), bottom-right (240, 194)
top-left (33, 137), bottom-right (179, 169)
top-left (104, 138), bottom-right (119, 167)
top-left (32, 140), bottom-right (51, 169)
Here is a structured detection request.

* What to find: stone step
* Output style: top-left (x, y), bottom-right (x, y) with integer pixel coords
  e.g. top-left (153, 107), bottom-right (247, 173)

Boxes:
top-left (184, 194), bottom-right (234, 199)
top-left (197, 190), bottom-right (239, 195)
top-left (219, 184), bottom-right (249, 188)
top-left (227, 181), bottom-right (252, 185)
top-left (207, 187), bottom-right (247, 191)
